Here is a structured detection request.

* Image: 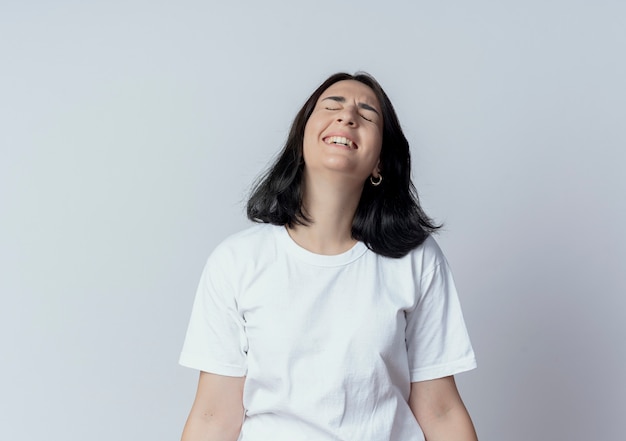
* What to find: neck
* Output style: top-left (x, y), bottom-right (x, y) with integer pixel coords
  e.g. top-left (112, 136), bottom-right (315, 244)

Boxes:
top-left (288, 171), bottom-right (364, 255)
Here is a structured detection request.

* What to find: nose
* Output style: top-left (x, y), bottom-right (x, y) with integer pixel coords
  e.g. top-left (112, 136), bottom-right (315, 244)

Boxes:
top-left (336, 106), bottom-right (358, 126)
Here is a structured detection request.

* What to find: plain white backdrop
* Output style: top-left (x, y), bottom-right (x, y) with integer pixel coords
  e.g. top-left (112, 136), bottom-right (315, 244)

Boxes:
top-left (1, 1), bottom-right (624, 439)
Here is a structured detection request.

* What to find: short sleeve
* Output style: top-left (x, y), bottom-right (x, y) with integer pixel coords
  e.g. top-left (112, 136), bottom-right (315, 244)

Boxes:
top-left (405, 250), bottom-right (476, 382)
top-left (179, 248), bottom-right (248, 377)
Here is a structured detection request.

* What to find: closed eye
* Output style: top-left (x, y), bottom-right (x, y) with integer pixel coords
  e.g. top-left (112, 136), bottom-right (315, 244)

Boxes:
top-left (360, 113), bottom-right (373, 122)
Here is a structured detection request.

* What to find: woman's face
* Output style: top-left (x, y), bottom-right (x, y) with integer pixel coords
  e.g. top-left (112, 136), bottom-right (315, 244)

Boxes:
top-left (302, 80), bottom-right (383, 184)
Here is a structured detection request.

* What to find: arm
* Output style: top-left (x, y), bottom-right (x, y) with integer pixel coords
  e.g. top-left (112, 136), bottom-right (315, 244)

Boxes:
top-left (409, 375), bottom-right (478, 441)
top-left (181, 371), bottom-right (245, 441)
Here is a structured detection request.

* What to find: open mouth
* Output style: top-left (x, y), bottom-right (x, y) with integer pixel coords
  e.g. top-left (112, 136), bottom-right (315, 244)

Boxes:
top-left (324, 136), bottom-right (357, 149)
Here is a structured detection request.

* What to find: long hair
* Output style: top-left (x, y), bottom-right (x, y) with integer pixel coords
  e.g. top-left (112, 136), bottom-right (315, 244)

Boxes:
top-left (246, 72), bottom-right (440, 258)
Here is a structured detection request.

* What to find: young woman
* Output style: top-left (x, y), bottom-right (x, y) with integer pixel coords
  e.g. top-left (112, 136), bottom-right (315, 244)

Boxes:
top-left (180, 72), bottom-right (478, 441)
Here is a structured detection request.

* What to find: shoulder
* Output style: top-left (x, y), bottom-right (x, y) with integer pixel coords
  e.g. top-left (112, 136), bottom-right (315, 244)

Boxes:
top-left (369, 235), bottom-right (450, 287)
top-left (197, 224), bottom-right (279, 290)
top-left (211, 223), bottom-right (276, 253)
top-left (217, 223), bottom-right (276, 248)
top-left (391, 235), bottom-right (448, 274)
top-left (416, 235), bottom-right (447, 262)
top-left (207, 223), bottom-right (278, 265)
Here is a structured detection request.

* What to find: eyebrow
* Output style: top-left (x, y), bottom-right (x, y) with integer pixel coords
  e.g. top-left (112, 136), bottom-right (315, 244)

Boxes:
top-left (322, 96), bottom-right (380, 116)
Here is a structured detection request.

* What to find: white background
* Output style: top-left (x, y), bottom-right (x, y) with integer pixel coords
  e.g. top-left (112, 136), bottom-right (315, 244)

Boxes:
top-left (1, 1), bottom-right (624, 440)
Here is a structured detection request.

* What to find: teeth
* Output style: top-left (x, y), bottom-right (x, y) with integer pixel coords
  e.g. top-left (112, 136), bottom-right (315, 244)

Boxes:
top-left (327, 136), bottom-right (354, 148)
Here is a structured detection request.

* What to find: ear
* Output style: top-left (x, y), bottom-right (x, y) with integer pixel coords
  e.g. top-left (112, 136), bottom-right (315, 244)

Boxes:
top-left (371, 159), bottom-right (381, 177)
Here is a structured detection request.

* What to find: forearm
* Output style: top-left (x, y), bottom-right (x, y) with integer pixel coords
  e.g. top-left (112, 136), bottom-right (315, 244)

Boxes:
top-left (420, 404), bottom-right (477, 441)
top-left (181, 413), bottom-right (242, 441)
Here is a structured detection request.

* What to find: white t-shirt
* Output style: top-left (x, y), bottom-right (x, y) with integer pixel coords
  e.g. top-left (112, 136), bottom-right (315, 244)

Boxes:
top-left (180, 224), bottom-right (476, 441)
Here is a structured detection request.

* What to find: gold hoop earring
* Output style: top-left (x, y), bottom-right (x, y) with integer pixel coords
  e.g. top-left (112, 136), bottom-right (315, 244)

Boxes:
top-left (370, 174), bottom-right (383, 186)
